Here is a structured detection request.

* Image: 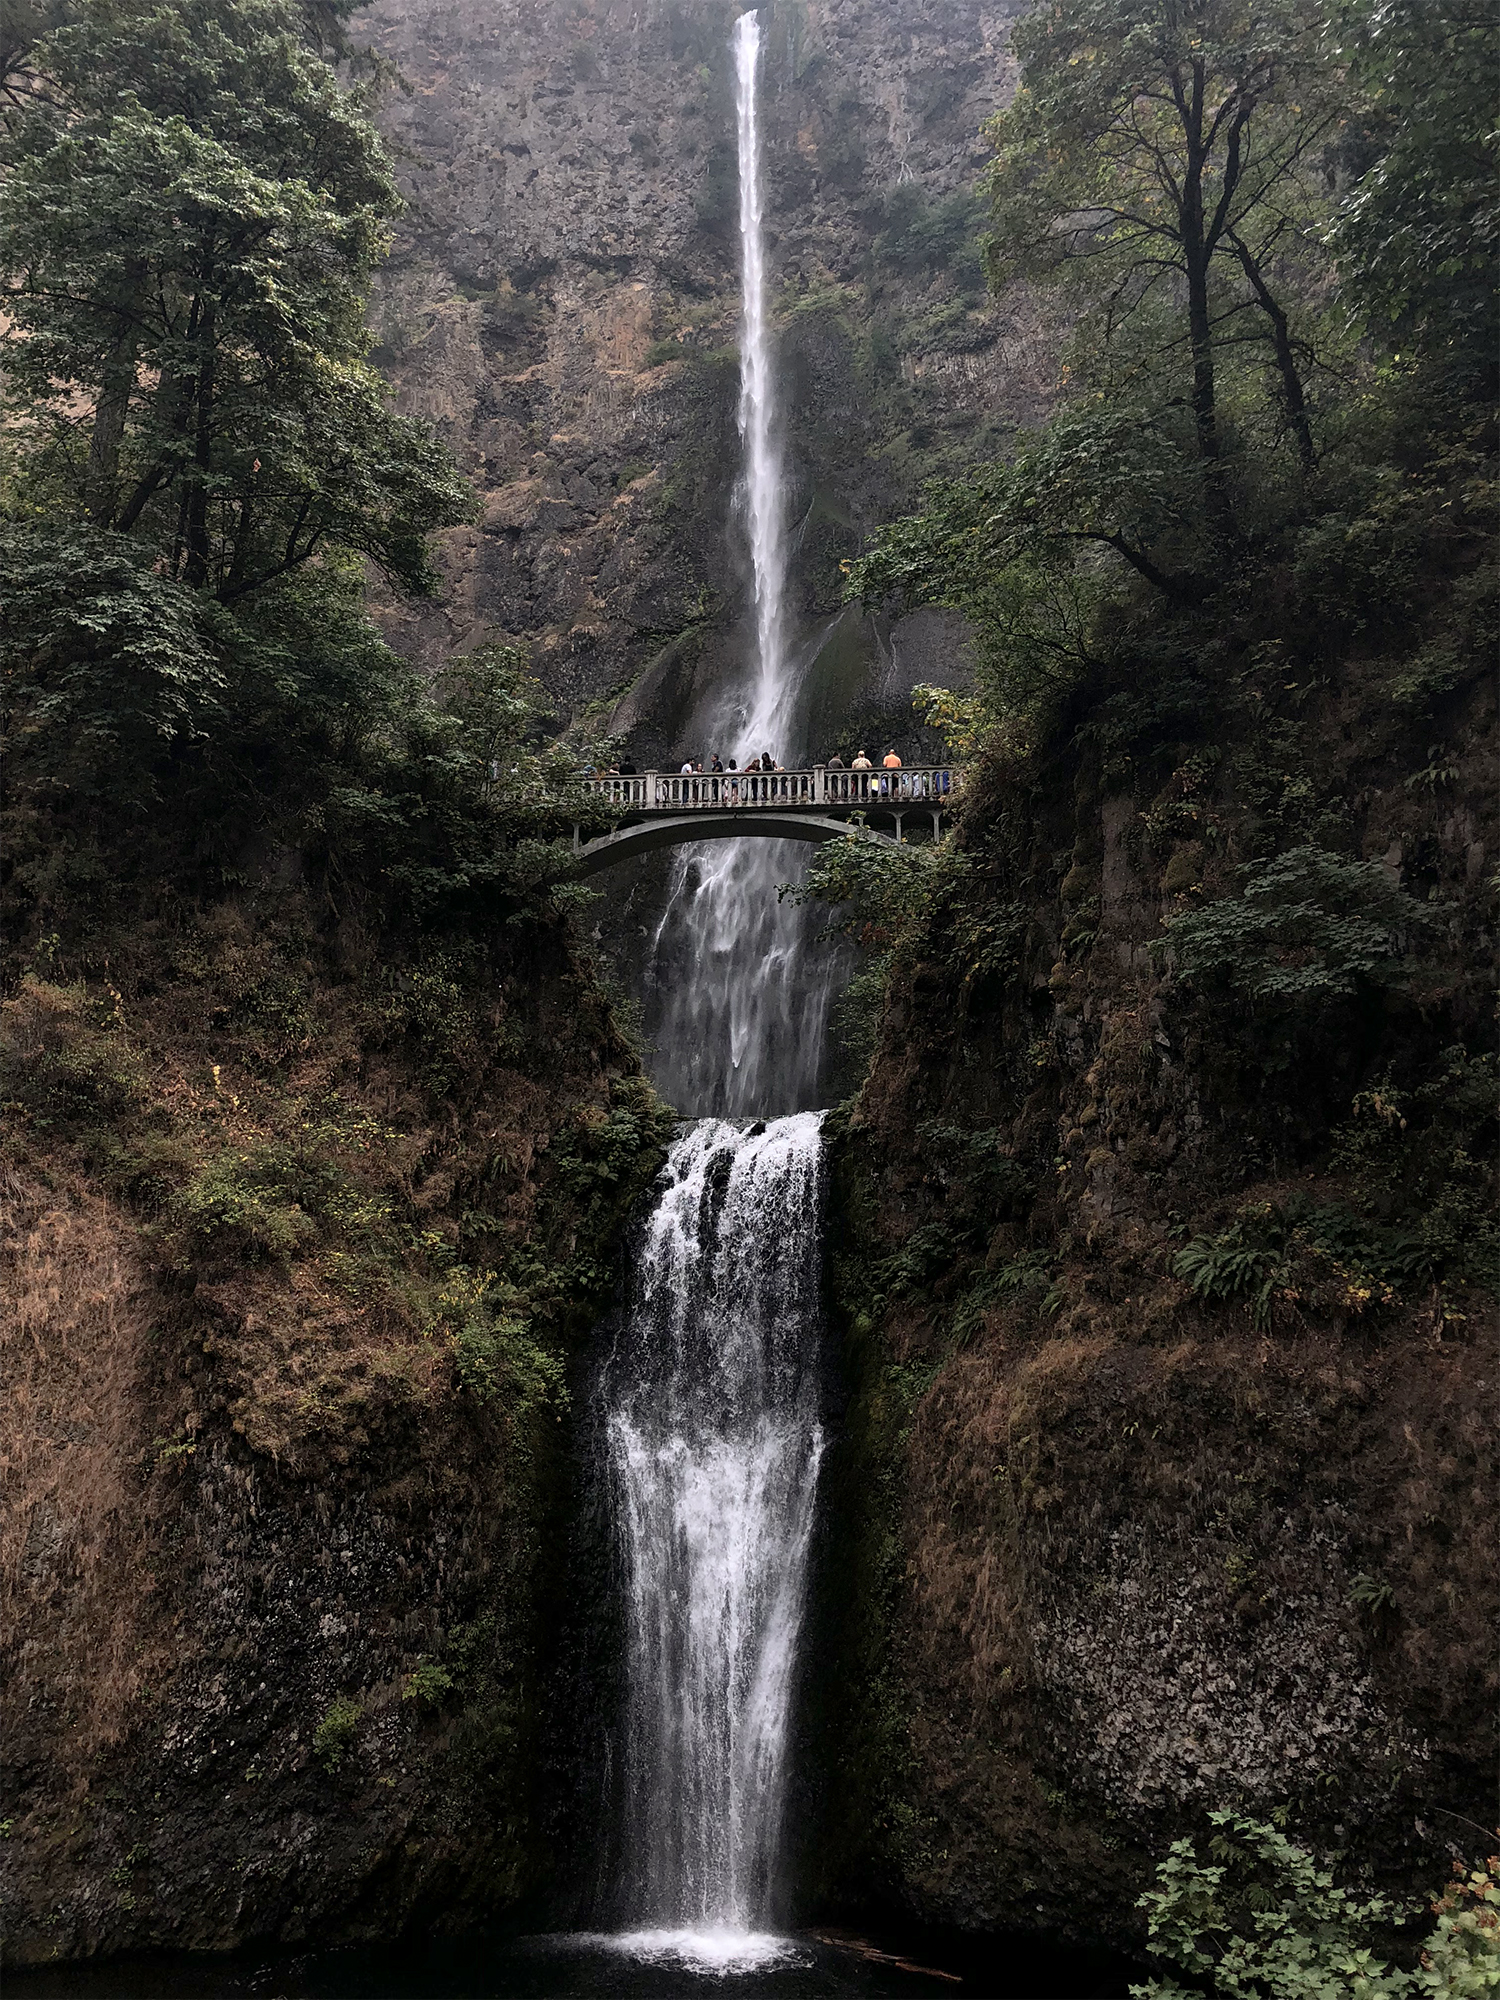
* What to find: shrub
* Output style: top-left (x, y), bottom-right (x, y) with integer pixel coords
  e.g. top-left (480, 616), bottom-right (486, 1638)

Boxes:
top-left (0, 978), bottom-right (147, 1127)
top-left (174, 1151), bottom-right (318, 1261)
top-left (312, 1695), bottom-right (363, 1773)
top-left (400, 1661), bottom-right (455, 1709)
top-left (1163, 846), bottom-right (1429, 1010)
top-left (1173, 1224), bottom-right (1287, 1329)
top-left (173, 1143), bottom-right (393, 1263)
top-left (1131, 1810), bottom-right (1500, 1998)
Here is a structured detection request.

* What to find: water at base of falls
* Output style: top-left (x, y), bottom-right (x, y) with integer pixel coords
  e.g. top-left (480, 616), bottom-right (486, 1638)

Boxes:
top-left (600, 1115), bottom-right (826, 1941)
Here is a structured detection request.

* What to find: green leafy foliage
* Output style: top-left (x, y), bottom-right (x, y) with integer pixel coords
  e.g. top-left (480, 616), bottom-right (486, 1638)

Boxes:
top-left (0, 524), bottom-right (230, 770)
top-left (0, 0), bottom-right (606, 943)
top-left (986, 0), bottom-right (1348, 545)
top-left (1329, 0), bottom-right (1498, 370)
top-left (0, 0), bottom-right (471, 594)
top-left (784, 830), bottom-right (944, 951)
top-left (1171, 1131), bottom-right (1493, 1322)
top-left (1132, 1810), bottom-right (1500, 1997)
top-left (1173, 1225), bottom-right (1286, 1329)
top-left (1327, 1049), bottom-right (1499, 1289)
top-left (400, 1661), bottom-right (455, 1709)
top-left (872, 183), bottom-right (989, 293)
top-left (1163, 847), bottom-right (1429, 1007)
top-left (173, 1140), bottom-right (392, 1262)
top-left (311, 1694), bottom-right (363, 1773)
top-left (0, 976), bottom-right (147, 1128)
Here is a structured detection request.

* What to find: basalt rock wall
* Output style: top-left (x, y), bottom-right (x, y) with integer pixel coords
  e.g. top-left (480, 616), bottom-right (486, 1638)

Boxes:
top-left (809, 630), bottom-right (1498, 1948)
top-left (0, 897), bottom-right (672, 1966)
top-left (363, 0), bottom-right (1054, 761)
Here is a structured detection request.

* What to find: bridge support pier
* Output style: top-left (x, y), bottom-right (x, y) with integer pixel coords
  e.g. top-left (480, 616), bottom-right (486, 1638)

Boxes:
top-left (931, 809), bottom-right (941, 840)
top-left (893, 812), bottom-right (904, 843)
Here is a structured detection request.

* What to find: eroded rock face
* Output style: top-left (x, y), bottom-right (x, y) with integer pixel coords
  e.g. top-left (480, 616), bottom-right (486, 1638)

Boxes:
top-left (363, 0), bottom-right (1050, 756)
top-left (810, 659), bottom-right (1497, 1946)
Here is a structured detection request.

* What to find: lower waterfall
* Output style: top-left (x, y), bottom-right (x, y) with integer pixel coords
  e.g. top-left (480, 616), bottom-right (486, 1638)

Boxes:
top-left (599, 1113), bottom-right (826, 1954)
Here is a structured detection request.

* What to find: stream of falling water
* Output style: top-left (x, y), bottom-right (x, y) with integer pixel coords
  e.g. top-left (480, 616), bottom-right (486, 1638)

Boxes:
top-left (646, 9), bottom-right (834, 1120)
top-left (594, 19), bottom-right (831, 1973)
top-left (600, 1116), bottom-right (826, 1968)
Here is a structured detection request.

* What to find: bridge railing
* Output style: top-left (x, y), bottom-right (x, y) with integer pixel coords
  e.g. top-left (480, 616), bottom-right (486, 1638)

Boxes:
top-left (581, 766), bottom-right (961, 810)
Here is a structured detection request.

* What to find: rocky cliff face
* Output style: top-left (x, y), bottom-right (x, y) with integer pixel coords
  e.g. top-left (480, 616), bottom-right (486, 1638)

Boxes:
top-left (810, 642), bottom-right (1497, 1947)
top-left (0, 899), bottom-right (671, 1965)
top-left (363, 0), bottom-right (1053, 760)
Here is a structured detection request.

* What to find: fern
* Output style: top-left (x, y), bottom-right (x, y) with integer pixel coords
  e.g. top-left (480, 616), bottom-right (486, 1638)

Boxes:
top-left (1173, 1225), bottom-right (1285, 1329)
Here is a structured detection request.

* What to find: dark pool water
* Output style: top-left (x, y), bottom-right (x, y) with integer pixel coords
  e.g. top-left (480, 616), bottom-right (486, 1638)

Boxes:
top-left (3, 1924), bottom-right (1142, 1998)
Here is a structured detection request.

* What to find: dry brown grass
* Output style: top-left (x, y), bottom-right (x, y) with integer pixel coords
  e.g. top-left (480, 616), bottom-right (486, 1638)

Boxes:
top-left (0, 1167), bottom-right (184, 1773)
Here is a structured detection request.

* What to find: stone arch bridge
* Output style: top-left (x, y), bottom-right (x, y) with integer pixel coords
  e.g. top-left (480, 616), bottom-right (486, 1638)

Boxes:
top-left (570, 766), bottom-right (961, 876)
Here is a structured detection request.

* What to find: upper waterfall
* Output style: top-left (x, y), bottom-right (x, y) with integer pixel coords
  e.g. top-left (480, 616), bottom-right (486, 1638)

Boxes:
top-left (642, 10), bottom-right (844, 1120)
top-left (733, 9), bottom-right (791, 757)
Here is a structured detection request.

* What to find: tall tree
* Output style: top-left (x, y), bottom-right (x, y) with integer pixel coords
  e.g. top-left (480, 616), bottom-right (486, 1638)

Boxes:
top-left (986, 0), bottom-right (1345, 517)
top-left (0, 0), bottom-right (469, 602)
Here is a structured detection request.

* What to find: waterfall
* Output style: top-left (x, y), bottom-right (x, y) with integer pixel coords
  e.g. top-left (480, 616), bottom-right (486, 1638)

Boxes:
top-left (591, 21), bottom-right (831, 1968)
top-left (732, 7), bottom-right (790, 756)
top-left (644, 8), bottom-right (835, 1120)
top-left (602, 1114), bottom-right (826, 1956)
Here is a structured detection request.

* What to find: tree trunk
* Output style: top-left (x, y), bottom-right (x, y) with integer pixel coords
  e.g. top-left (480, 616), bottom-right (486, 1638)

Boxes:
top-left (1230, 233), bottom-right (1315, 470)
top-left (183, 295), bottom-right (216, 589)
top-left (1182, 222), bottom-right (1232, 539)
top-left (83, 262), bottom-right (147, 526)
top-left (1176, 66), bottom-right (1233, 541)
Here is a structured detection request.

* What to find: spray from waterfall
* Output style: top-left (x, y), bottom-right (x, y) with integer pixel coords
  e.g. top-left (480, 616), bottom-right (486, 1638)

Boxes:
top-left (644, 9), bottom-right (837, 1119)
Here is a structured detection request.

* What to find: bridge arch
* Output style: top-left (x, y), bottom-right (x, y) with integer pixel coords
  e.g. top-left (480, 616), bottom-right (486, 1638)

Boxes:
top-left (570, 811), bottom-right (897, 877)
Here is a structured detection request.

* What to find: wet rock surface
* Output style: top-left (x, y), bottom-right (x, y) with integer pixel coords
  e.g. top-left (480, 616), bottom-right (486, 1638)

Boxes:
top-left (362, 0), bottom-right (1047, 757)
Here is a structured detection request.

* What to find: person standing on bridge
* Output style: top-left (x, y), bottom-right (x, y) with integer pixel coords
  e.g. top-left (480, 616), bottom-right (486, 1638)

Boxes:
top-left (883, 749), bottom-right (902, 769)
top-left (851, 749), bottom-right (872, 770)
top-left (826, 752), bottom-right (845, 769)
top-left (710, 753), bottom-right (724, 773)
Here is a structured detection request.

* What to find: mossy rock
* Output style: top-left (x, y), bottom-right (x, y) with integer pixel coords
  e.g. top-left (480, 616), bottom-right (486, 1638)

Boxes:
top-left (1060, 862), bottom-right (1098, 906)
top-left (1162, 841), bottom-right (1205, 895)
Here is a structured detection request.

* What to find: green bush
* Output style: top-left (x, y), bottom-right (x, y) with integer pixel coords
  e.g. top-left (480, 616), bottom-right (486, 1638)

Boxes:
top-left (0, 978), bottom-right (147, 1127)
top-left (1163, 846), bottom-right (1429, 1008)
top-left (174, 1143), bottom-right (391, 1262)
top-left (452, 1308), bottom-right (567, 1416)
top-left (1132, 1810), bottom-right (1500, 1998)
top-left (400, 1661), bottom-right (455, 1709)
top-left (312, 1695), bottom-right (363, 1773)
top-left (1171, 1179), bottom-right (1482, 1325)
top-left (1173, 1224), bottom-right (1287, 1328)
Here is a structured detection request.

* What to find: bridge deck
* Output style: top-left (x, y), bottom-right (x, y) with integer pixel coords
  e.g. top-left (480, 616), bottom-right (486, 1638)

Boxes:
top-left (568, 765), bottom-right (962, 874)
top-left (582, 764), bottom-right (960, 818)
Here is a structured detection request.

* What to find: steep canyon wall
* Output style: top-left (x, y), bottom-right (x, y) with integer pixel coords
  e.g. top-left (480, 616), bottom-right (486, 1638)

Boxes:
top-left (362, 0), bottom-right (1051, 762)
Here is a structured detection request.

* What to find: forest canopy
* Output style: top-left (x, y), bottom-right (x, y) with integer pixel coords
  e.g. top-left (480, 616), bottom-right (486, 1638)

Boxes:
top-left (0, 0), bottom-right (604, 938)
top-left (846, 0), bottom-right (1497, 724)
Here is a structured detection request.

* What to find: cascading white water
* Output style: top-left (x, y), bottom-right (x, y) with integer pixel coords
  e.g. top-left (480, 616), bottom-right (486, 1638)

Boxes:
top-left (595, 22), bottom-right (832, 1966)
top-left (603, 1114), bottom-right (825, 1953)
top-left (732, 8), bottom-right (790, 757)
top-left (645, 10), bottom-right (836, 1120)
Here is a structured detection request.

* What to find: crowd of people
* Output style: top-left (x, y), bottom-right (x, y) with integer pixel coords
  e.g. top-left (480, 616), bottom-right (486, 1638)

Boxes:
top-left (582, 747), bottom-right (955, 810)
top-left (588, 749), bottom-right (911, 777)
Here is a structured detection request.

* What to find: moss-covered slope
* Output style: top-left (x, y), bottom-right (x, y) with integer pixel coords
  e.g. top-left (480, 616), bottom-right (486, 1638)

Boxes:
top-left (0, 880), bottom-right (671, 1966)
top-left (810, 613), bottom-right (1496, 1948)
